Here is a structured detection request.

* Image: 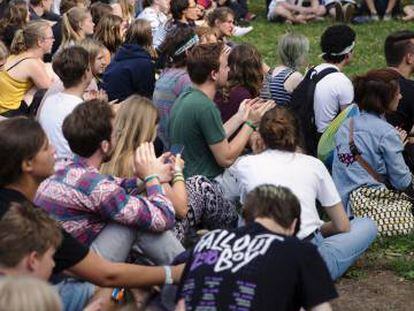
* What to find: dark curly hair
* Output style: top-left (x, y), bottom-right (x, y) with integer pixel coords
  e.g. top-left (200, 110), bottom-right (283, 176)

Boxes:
top-left (320, 24), bottom-right (356, 63)
top-left (354, 68), bottom-right (400, 115)
top-left (158, 27), bottom-right (196, 68)
top-left (222, 43), bottom-right (263, 98)
top-left (259, 107), bottom-right (299, 152)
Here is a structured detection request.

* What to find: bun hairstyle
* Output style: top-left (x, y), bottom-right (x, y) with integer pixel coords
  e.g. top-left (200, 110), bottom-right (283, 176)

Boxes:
top-left (10, 20), bottom-right (50, 55)
top-left (259, 106), bottom-right (299, 152)
top-left (353, 68), bottom-right (400, 115)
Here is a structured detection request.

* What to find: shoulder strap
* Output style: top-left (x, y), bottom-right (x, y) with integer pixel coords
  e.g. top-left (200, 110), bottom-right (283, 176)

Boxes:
top-left (349, 118), bottom-right (384, 183)
top-left (312, 67), bottom-right (338, 84)
top-left (6, 57), bottom-right (35, 72)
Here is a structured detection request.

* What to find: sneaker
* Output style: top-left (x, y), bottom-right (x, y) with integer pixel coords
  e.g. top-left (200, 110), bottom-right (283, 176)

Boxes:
top-left (343, 3), bottom-right (356, 23)
top-left (352, 15), bottom-right (371, 24)
top-left (334, 2), bottom-right (344, 22)
top-left (383, 13), bottom-right (392, 21)
top-left (371, 13), bottom-right (379, 21)
top-left (233, 25), bottom-right (253, 37)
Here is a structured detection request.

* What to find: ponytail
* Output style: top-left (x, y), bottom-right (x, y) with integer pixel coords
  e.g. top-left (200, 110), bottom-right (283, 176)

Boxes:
top-left (61, 7), bottom-right (89, 46)
top-left (10, 29), bottom-right (26, 55)
top-left (10, 20), bottom-right (50, 55)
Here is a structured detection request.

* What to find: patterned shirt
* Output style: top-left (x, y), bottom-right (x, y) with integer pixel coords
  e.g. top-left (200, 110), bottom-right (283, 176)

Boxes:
top-left (34, 157), bottom-right (175, 246)
top-left (152, 68), bottom-right (191, 150)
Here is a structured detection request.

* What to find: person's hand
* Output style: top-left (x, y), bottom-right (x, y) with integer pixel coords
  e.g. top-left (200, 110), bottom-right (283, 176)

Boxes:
top-left (396, 126), bottom-right (408, 146)
top-left (236, 98), bottom-right (263, 122)
top-left (157, 152), bottom-right (174, 183)
top-left (249, 131), bottom-right (266, 154)
top-left (134, 143), bottom-right (173, 181)
top-left (83, 89), bottom-right (108, 102)
top-left (170, 154), bottom-right (185, 173)
top-left (247, 100), bottom-right (276, 126)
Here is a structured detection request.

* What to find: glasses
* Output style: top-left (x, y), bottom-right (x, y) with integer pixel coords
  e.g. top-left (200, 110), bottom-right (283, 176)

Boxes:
top-left (42, 36), bottom-right (55, 41)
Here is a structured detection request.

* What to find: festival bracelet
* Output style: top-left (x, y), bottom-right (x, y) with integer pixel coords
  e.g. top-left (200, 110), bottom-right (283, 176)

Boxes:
top-left (144, 174), bottom-right (160, 184)
top-left (244, 120), bottom-right (257, 131)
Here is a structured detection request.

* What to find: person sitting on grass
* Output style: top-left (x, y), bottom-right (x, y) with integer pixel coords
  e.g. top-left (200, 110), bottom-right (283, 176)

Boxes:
top-left (35, 99), bottom-right (184, 264)
top-left (38, 45), bottom-right (94, 162)
top-left (176, 185), bottom-right (338, 311)
top-left (169, 42), bottom-right (274, 184)
top-left (101, 95), bottom-right (239, 244)
top-left (0, 117), bottom-right (184, 310)
top-left (267, 0), bottom-right (326, 24)
top-left (226, 106), bottom-right (378, 280)
top-left (264, 32), bottom-right (308, 106)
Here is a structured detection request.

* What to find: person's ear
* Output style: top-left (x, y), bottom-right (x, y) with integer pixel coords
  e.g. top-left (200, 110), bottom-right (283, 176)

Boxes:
top-left (210, 69), bottom-right (218, 82)
top-left (26, 251), bottom-right (40, 273)
top-left (101, 140), bottom-right (110, 154)
top-left (406, 52), bottom-right (414, 65)
top-left (21, 158), bottom-right (34, 174)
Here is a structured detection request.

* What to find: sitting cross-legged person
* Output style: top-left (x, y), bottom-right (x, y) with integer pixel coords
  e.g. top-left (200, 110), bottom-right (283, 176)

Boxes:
top-left (35, 99), bottom-right (184, 265)
top-left (101, 95), bottom-right (239, 244)
top-left (176, 185), bottom-right (338, 310)
top-left (225, 107), bottom-right (378, 280)
top-left (0, 117), bottom-right (184, 311)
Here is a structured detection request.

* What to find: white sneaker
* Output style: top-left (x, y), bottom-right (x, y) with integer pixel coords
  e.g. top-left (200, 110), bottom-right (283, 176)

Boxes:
top-left (233, 26), bottom-right (253, 37)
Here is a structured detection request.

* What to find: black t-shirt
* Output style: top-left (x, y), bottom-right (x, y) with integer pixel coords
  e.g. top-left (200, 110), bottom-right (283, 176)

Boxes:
top-left (386, 75), bottom-right (414, 132)
top-left (177, 222), bottom-right (338, 311)
top-left (0, 188), bottom-right (89, 274)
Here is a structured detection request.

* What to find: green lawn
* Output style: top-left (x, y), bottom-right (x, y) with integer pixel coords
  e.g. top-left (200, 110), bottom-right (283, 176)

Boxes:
top-left (237, 0), bottom-right (414, 280)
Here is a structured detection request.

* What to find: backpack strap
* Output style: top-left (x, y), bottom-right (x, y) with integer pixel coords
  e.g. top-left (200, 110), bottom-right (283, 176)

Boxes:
top-left (312, 67), bottom-right (338, 83)
top-left (349, 118), bottom-right (384, 183)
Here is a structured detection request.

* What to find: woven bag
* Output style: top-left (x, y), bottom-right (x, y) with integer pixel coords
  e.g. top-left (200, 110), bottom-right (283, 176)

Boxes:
top-left (350, 186), bottom-right (414, 237)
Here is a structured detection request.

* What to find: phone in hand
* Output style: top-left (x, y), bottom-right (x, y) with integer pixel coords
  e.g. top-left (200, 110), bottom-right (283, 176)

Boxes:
top-left (170, 144), bottom-right (184, 156)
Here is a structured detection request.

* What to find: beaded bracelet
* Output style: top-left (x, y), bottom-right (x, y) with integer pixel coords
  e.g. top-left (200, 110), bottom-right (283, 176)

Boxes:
top-left (245, 120), bottom-right (257, 131)
top-left (172, 176), bottom-right (185, 184)
top-left (144, 174), bottom-right (160, 184)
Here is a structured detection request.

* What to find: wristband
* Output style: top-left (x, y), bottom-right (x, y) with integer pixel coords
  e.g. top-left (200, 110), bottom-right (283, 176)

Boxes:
top-left (144, 174), bottom-right (160, 183)
top-left (163, 265), bottom-right (173, 285)
top-left (245, 120), bottom-right (257, 131)
top-left (172, 177), bottom-right (185, 184)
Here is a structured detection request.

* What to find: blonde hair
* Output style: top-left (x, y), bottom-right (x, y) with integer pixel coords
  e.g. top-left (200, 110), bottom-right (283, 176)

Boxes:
top-left (62, 7), bottom-right (90, 46)
top-left (0, 276), bottom-right (62, 311)
top-left (10, 20), bottom-right (50, 55)
top-left (78, 38), bottom-right (106, 71)
top-left (101, 95), bottom-right (159, 177)
top-left (94, 14), bottom-right (124, 54)
top-left (117, 0), bottom-right (135, 23)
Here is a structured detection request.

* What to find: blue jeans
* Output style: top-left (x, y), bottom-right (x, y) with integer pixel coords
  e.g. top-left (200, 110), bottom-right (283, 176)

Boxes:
top-left (311, 217), bottom-right (378, 280)
top-left (54, 279), bottom-right (95, 311)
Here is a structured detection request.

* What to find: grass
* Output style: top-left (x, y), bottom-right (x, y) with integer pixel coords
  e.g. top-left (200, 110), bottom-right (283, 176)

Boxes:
top-left (235, 0), bottom-right (414, 280)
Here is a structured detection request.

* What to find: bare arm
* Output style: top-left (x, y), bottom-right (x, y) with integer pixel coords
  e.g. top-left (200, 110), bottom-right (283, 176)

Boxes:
top-left (209, 124), bottom-right (253, 168)
top-left (68, 250), bottom-right (185, 287)
top-left (320, 202), bottom-right (350, 237)
top-left (28, 59), bottom-right (53, 89)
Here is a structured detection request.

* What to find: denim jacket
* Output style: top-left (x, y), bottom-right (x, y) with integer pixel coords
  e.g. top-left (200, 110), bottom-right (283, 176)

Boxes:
top-left (332, 111), bottom-right (411, 213)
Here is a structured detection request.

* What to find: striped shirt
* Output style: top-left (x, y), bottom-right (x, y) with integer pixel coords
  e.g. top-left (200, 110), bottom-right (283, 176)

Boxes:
top-left (34, 156), bottom-right (175, 246)
top-left (269, 67), bottom-right (294, 106)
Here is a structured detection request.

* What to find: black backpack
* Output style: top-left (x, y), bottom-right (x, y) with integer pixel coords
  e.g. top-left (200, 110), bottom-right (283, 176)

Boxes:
top-left (289, 67), bottom-right (338, 156)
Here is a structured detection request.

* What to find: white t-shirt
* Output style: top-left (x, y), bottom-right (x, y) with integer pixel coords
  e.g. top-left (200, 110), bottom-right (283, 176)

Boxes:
top-left (39, 92), bottom-right (83, 159)
top-left (137, 7), bottom-right (168, 45)
top-left (227, 149), bottom-right (341, 239)
top-left (313, 63), bottom-right (354, 133)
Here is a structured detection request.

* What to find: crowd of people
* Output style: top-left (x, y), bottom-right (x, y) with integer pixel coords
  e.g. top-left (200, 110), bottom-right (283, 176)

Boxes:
top-left (0, 0), bottom-right (414, 310)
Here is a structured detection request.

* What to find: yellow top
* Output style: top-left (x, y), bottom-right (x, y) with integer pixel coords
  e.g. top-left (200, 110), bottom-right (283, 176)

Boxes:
top-left (0, 67), bottom-right (33, 114)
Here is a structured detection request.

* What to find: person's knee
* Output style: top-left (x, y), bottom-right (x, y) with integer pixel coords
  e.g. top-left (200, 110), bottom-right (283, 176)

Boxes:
top-left (351, 217), bottom-right (378, 242)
